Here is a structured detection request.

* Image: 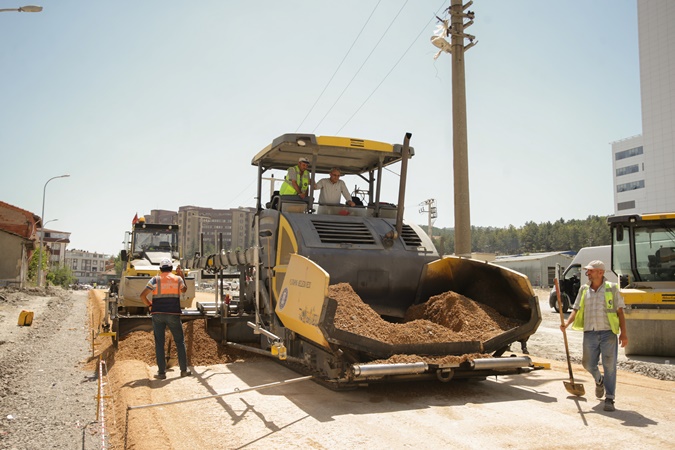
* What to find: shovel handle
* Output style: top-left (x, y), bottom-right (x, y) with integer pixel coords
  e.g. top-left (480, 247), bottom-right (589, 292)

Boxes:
top-left (555, 278), bottom-right (576, 381)
top-left (554, 278), bottom-right (566, 327)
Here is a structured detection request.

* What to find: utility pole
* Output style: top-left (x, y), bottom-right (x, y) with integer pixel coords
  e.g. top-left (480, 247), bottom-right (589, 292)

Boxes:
top-left (419, 199), bottom-right (437, 238)
top-left (432, 1), bottom-right (476, 257)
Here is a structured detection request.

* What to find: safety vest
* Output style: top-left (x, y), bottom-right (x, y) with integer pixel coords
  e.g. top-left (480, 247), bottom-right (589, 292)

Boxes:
top-left (572, 281), bottom-right (620, 334)
top-left (279, 165), bottom-right (310, 195)
top-left (149, 272), bottom-right (183, 314)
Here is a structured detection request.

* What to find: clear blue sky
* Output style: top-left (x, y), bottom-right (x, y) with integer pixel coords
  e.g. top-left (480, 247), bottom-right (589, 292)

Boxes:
top-left (1, 1), bottom-right (641, 255)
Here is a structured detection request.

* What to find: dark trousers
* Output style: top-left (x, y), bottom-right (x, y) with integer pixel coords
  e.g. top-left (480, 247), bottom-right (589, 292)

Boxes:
top-left (152, 314), bottom-right (188, 374)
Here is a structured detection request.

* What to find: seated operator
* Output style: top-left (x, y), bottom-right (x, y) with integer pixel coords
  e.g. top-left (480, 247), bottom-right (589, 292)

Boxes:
top-left (314, 168), bottom-right (356, 206)
top-left (279, 157), bottom-right (311, 202)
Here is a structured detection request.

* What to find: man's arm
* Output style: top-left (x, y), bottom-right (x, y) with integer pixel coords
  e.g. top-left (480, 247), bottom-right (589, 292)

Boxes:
top-left (176, 266), bottom-right (188, 293)
top-left (140, 286), bottom-right (153, 307)
top-left (617, 308), bottom-right (628, 347)
top-left (340, 181), bottom-right (356, 206)
top-left (561, 309), bottom-right (577, 330)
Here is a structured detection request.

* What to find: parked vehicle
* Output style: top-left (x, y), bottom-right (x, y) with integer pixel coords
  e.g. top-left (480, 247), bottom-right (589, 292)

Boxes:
top-left (549, 245), bottom-right (617, 313)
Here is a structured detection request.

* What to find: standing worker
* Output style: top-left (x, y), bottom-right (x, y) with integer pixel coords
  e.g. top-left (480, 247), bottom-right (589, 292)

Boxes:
top-left (279, 157), bottom-right (311, 201)
top-left (140, 258), bottom-right (192, 380)
top-left (314, 168), bottom-right (356, 206)
top-left (560, 260), bottom-right (628, 411)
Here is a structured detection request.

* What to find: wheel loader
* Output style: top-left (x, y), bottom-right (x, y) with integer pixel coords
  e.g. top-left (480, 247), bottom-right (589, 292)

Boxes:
top-left (608, 213), bottom-right (675, 356)
top-left (185, 133), bottom-right (543, 387)
top-left (104, 218), bottom-right (196, 347)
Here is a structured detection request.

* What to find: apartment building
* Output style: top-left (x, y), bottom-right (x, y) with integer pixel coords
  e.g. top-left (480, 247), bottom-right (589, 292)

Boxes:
top-left (66, 249), bottom-right (111, 285)
top-left (612, 1), bottom-right (675, 214)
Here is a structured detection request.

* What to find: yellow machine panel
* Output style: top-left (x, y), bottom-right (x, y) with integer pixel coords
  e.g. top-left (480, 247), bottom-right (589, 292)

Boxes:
top-left (275, 254), bottom-right (331, 349)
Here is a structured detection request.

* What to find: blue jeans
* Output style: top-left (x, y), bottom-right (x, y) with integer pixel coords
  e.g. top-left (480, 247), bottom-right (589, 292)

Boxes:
top-left (152, 314), bottom-right (188, 374)
top-left (582, 330), bottom-right (618, 399)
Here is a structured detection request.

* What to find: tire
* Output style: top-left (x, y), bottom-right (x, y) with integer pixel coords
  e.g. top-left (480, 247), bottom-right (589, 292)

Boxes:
top-left (551, 292), bottom-right (571, 313)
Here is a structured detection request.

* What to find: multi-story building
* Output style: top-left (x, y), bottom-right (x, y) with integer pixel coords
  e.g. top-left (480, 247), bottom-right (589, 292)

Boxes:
top-left (146, 209), bottom-right (177, 225)
top-left (144, 207), bottom-right (255, 259)
top-left (38, 228), bottom-right (71, 268)
top-left (612, 135), bottom-right (645, 213)
top-left (612, 1), bottom-right (675, 214)
top-left (65, 249), bottom-right (111, 285)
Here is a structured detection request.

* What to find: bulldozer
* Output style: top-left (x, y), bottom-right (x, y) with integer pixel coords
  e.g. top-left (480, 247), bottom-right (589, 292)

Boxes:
top-left (186, 133), bottom-right (543, 387)
top-left (105, 218), bottom-right (196, 347)
top-left (608, 213), bottom-right (675, 356)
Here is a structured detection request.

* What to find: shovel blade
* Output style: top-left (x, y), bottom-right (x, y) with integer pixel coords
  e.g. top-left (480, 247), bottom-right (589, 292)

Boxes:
top-left (564, 381), bottom-right (585, 396)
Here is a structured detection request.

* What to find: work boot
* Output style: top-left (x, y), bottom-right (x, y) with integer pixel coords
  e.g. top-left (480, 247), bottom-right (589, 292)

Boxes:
top-left (154, 373), bottom-right (167, 380)
top-left (604, 398), bottom-right (615, 412)
top-left (180, 370), bottom-right (192, 377)
top-left (595, 377), bottom-right (605, 399)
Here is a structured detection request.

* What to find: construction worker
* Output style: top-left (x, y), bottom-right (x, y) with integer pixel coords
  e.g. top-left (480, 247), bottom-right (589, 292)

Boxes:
top-left (314, 168), bottom-right (356, 206)
top-left (140, 259), bottom-right (191, 380)
top-left (279, 157), bottom-right (311, 201)
top-left (561, 260), bottom-right (627, 412)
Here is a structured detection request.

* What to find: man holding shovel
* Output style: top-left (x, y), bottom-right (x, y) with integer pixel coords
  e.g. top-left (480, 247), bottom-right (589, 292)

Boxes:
top-left (561, 260), bottom-right (628, 412)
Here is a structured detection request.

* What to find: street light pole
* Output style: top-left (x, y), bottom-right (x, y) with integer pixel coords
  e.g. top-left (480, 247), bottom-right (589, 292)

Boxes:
top-left (37, 174), bottom-right (69, 287)
top-left (0, 5), bottom-right (43, 13)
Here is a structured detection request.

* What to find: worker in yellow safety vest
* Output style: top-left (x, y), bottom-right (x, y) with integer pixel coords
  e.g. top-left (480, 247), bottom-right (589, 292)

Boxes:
top-left (561, 260), bottom-right (628, 412)
top-left (279, 157), bottom-right (311, 201)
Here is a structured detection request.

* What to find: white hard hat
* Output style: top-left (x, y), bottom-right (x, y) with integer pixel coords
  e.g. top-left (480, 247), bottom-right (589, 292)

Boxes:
top-left (160, 258), bottom-right (173, 269)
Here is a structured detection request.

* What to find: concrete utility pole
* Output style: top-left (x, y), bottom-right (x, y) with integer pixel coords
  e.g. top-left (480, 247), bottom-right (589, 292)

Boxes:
top-left (433, 1), bottom-right (476, 257)
top-left (450, 0), bottom-right (475, 257)
top-left (419, 198), bottom-right (438, 238)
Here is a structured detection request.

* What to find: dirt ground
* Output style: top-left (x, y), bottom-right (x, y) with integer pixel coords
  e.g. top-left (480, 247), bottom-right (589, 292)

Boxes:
top-left (2, 286), bottom-right (674, 449)
top-left (94, 287), bottom-right (675, 450)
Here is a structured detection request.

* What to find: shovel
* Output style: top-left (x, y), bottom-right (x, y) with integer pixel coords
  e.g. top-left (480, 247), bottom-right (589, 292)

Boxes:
top-left (555, 278), bottom-right (585, 397)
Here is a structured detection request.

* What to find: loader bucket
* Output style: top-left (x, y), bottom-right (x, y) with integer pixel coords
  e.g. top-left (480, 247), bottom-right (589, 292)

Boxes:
top-left (415, 256), bottom-right (541, 353)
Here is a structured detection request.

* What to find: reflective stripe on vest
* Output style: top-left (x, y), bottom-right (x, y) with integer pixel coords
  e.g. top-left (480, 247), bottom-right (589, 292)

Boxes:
top-left (572, 281), bottom-right (620, 334)
top-left (152, 273), bottom-right (182, 298)
top-left (279, 165), bottom-right (310, 195)
top-left (151, 273), bottom-right (182, 314)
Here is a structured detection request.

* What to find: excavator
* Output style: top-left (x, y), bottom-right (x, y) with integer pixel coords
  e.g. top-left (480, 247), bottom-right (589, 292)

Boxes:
top-left (608, 213), bottom-right (675, 356)
top-left (185, 133), bottom-right (544, 388)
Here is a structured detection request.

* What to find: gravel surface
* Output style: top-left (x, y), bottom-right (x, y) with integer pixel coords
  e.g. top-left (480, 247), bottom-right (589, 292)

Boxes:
top-left (0, 287), bottom-right (100, 450)
top-left (1, 286), bottom-right (673, 450)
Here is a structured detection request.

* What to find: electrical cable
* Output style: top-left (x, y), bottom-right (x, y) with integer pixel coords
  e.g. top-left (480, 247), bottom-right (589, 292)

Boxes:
top-left (295, 0), bottom-right (383, 132)
top-left (336, 1), bottom-right (447, 135)
top-left (312, 0), bottom-right (411, 133)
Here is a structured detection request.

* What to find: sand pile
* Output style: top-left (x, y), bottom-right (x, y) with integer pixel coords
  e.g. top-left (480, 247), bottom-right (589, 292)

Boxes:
top-left (115, 320), bottom-right (251, 366)
top-left (332, 283), bottom-right (521, 344)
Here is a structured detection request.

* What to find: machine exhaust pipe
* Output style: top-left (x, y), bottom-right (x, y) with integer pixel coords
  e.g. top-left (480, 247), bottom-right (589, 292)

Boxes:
top-left (395, 132), bottom-right (412, 238)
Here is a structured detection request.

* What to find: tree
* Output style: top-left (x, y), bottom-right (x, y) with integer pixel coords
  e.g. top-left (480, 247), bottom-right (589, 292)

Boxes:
top-left (27, 246), bottom-right (49, 284)
top-left (46, 264), bottom-right (75, 288)
top-left (114, 251), bottom-right (124, 277)
top-left (418, 215), bottom-right (610, 255)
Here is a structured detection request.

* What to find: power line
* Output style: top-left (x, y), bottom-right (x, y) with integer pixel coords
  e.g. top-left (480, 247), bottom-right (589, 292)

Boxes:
top-left (336, 1), bottom-right (447, 135)
top-left (295, 0), bottom-right (383, 132)
top-left (312, 0), bottom-right (411, 133)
